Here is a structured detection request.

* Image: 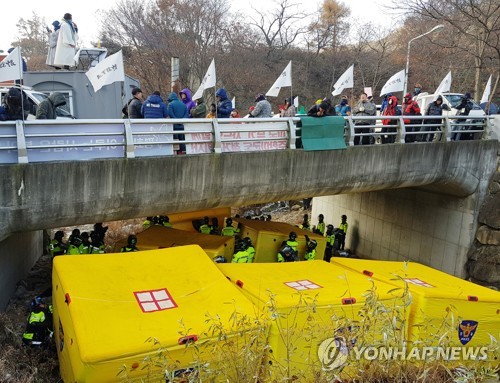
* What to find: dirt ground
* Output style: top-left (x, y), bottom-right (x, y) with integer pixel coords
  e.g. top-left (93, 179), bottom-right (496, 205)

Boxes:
top-left (0, 203), bottom-right (310, 383)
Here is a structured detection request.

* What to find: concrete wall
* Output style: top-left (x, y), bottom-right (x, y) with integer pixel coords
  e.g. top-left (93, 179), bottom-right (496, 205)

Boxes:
top-left (312, 140), bottom-right (498, 277)
top-left (1, 141), bottom-right (498, 242)
top-left (0, 231), bottom-right (42, 310)
top-left (313, 190), bottom-right (478, 277)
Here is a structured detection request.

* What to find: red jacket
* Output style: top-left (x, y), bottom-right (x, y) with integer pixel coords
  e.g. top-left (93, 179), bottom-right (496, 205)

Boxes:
top-left (402, 100), bottom-right (421, 124)
top-left (382, 95), bottom-right (398, 125)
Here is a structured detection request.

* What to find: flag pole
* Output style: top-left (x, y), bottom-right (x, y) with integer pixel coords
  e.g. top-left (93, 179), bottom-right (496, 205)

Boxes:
top-left (18, 47), bottom-right (25, 123)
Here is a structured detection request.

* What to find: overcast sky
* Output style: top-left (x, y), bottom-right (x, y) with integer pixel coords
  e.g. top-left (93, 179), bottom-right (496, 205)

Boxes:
top-left (1, 0), bottom-right (397, 53)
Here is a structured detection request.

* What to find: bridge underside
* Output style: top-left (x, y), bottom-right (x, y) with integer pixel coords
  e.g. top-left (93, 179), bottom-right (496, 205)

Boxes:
top-left (0, 140), bottom-right (498, 242)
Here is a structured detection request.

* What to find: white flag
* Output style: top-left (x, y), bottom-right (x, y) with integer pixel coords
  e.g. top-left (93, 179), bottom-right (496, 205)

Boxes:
top-left (433, 71), bottom-right (452, 99)
top-left (293, 96), bottom-right (299, 108)
top-left (0, 47), bottom-right (23, 83)
top-left (380, 69), bottom-right (405, 96)
top-left (332, 65), bottom-right (354, 96)
top-left (364, 87), bottom-right (373, 98)
top-left (266, 61), bottom-right (292, 97)
top-left (231, 97), bottom-right (235, 109)
top-left (192, 59), bottom-right (216, 100)
top-left (480, 75), bottom-right (492, 104)
top-left (85, 50), bottom-right (124, 92)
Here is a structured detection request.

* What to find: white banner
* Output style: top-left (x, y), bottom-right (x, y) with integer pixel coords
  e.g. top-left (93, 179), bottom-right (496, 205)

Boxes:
top-left (185, 123), bottom-right (214, 154)
top-left (85, 50), bottom-right (124, 92)
top-left (434, 71), bottom-right (452, 99)
top-left (332, 65), bottom-right (354, 96)
top-left (480, 75), bottom-right (492, 104)
top-left (380, 69), bottom-right (405, 96)
top-left (0, 47), bottom-right (23, 83)
top-left (221, 130), bottom-right (288, 152)
top-left (364, 87), bottom-right (373, 98)
top-left (231, 97), bottom-right (236, 109)
top-left (192, 59), bottom-right (216, 100)
top-left (266, 61), bottom-right (292, 97)
top-left (293, 96), bottom-right (299, 108)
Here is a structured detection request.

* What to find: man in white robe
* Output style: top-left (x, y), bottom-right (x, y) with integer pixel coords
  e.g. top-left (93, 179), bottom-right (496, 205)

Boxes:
top-left (53, 13), bottom-right (78, 69)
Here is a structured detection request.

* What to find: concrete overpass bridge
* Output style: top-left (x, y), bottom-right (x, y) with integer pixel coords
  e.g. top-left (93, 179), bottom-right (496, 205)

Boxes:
top-left (0, 115), bottom-right (498, 308)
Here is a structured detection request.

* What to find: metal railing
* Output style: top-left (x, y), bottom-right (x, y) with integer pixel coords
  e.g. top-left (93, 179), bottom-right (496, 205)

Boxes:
top-left (0, 115), bottom-right (491, 164)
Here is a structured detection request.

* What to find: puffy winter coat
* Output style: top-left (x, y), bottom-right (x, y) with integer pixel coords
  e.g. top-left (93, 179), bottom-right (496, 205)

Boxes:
top-left (180, 88), bottom-right (196, 116)
top-left (36, 92), bottom-right (66, 119)
top-left (167, 92), bottom-right (189, 119)
top-left (142, 94), bottom-right (168, 118)
top-left (215, 88), bottom-right (232, 118)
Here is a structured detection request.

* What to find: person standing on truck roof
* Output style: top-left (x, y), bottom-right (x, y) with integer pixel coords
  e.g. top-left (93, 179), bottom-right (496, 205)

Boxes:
top-left (46, 21), bottom-right (61, 67)
top-left (36, 92), bottom-right (66, 119)
top-left (54, 13), bottom-right (78, 70)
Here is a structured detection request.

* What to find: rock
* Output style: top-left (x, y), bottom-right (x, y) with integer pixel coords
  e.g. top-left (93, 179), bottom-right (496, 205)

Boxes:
top-left (478, 193), bottom-right (500, 229)
top-left (475, 225), bottom-right (500, 245)
top-left (291, 204), bottom-right (301, 211)
top-left (488, 181), bottom-right (500, 194)
top-left (467, 260), bottom-right (500, 284)
top-left (468, 245), bottom-right (500, 264)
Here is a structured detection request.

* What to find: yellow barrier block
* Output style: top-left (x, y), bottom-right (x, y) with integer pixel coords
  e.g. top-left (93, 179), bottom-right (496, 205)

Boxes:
top-left (114, 225), bottom-right (234, 260)
top-left (331, 258), bottom-right (500, 349)
top-left (218, 261), bottom-right (409, 380)
top-left (235, 219), bottom-right (327, 262)
top-left (53, 245), bottom-right (264, 382)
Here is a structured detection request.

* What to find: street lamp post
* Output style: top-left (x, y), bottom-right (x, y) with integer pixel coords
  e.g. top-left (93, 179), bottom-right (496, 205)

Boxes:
top-left (403, 24), bottom-right (444, 97)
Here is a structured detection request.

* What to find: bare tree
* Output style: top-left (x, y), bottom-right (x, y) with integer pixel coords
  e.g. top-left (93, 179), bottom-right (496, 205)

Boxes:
top-left (249, 0), bottom-right (308, 62)
top-left (399, 0), bottom-right (500, 100)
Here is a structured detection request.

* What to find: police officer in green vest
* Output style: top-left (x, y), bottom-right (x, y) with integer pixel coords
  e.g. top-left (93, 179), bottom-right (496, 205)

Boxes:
top-left (121, 235), bottom-right (139, 252)
top-left (222, 218), bottom-right (240, 236)
top-left (313, 214), bottom-right (326, 236)
top-left (304, 235), bottom-right (317, 261)
top-left (324, 224), bottom-right (336, 262)
top-left (243, 237), bottom-right (255, 263)
top-left (79, 232), bottom-right (91, 254)
top-left (299, 214), bottom-right (311, 231)
top-left (282, 231), bottom-right (298, 258)
top-left (22, 297), bottom-right (52, 347)
top-left (232, 240), bottom-right (250, 263)
top-left (49, 230), bottom-right (67, 257)
top-left (338, 215), bottom-right (348, 250)
top-left (159, 215), bottom-right (173, 228)
top-left (143, 217), bottom-right (154, 229)
top-left (67, 235), bottom-right (83, 255)
top-left (89, 231), bottom-right (106, 254)
top-left (210, 217), bottom-right (221, 235)
top-left (199, 216), bottom-right (212, 235)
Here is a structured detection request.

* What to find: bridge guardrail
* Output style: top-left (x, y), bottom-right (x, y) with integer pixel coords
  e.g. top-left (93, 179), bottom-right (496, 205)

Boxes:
top-left (0, 115), bottom-right (491, 164)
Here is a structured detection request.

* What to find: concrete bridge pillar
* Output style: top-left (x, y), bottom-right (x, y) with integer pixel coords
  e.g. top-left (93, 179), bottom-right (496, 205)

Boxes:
top-left (0, 231), bottom-right (43, 310)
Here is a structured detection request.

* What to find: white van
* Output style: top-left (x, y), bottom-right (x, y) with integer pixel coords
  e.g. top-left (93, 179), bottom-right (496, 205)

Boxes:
top-left (0, 86), bottom-right (74, 119)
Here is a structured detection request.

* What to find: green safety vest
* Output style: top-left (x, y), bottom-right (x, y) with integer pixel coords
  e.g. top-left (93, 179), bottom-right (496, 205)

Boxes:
top-left (286, 240), bottom-right (298, 252)
top-left (326, 234), bottom-right (335, 247)
top-left (299, 223), bottom-right (311, 231)
top-left (142, 220), bottom-right (151, 229)
top-left (23, 311), bottom-right (46, 340)
top-left (49, 240), bottom-right (65, 256)
top-left (247, 246), bottom-right (255, 263)
top-left (162, 222), bottom-right (173, 228)
top-left (79, 243), bottom-right (90, 254)
top-left (121, 246), bottom-right (138, 252)
top-left (199, 224), bottom-right (212, 235)
top-left (222, 226), bottom-right (239, 236)
top-left (67, 245), bottom-right (81, 255)
top-left (89, 245), bottom-right (105, 254)
top-left (317, 222), bottom-right (325, 235)
top-left (304, 249), bottom-right (317, 261)
top-left (232, 250), bottom-right (249, 263)
top-left (339, 222), bottom-right (348, 234)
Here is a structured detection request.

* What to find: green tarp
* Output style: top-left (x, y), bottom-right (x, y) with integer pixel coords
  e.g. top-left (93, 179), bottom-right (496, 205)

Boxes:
top-left (299, 116), bottom-right (347, 150)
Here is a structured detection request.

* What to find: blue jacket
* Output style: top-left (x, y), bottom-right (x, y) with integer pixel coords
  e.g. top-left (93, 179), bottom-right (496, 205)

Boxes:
top-left (167, 93), bottom-right (189, 119)
top-left (180, 88), bottom-right (196, 116)
top-left (215, 88), bottom-right (232, 118)
top-left (141, 94), bottom-right (168, 118)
